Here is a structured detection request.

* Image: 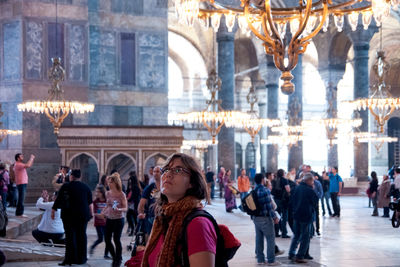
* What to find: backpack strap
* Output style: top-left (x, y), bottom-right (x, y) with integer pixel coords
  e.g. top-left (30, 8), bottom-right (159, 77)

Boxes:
top-left (176, 208), bottom-right (226, 267)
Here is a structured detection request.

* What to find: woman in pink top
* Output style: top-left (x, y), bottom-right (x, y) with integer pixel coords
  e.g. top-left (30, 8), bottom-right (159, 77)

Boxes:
top-left (141, 153), bottom-right (217, 267)
top-left (101, 173), bottom-right (127, 267)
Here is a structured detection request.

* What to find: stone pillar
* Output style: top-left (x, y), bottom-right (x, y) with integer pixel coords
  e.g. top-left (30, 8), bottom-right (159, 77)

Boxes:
top-left (256, 86), bottom-right (267, 173)
top-left (348, 25), bottom-right (377, 181)
top-left (288, 54), bottom-right (303, 171)
top-left (217, 18), bottom-right (236, 177)
top-left (259, 55), bottom-right (280, 172)
top-left (319, 65), bottom-right (346, 168)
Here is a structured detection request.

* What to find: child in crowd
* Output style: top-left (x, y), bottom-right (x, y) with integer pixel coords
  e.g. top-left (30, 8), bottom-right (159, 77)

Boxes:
top-left (90, 185), bottom-right (110, 259)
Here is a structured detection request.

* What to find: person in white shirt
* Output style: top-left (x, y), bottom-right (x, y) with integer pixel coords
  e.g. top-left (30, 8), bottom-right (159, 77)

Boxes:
top-left (32, 190), bottom-right (64, 244)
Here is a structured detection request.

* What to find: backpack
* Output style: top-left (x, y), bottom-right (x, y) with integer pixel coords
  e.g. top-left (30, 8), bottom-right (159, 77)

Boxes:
top-left (241, 190), bottom-right (261, 216)
top-left (177, 209), bottom-right (241, 267)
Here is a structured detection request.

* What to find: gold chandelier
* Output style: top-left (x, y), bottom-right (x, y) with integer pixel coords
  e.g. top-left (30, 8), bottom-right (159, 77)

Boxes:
top-left (346, 27), bottom-right (400, 133)
top-left (0, 104), bottom-right (22, 142)
top-left (182, 131), bottom-right (217, 150)
top-left (18, 58), bottom-right (94, 135)
top-left (236, 86), bottom-right (280, 142)
top-left (176, 69), bottom-right (249, 144)
top-left (173, 0), bottom-right (397, 95)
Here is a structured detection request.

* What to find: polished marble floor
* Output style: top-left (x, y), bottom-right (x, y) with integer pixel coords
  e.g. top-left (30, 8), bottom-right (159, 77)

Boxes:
top-left (4, 196), bottom-right (400, 267)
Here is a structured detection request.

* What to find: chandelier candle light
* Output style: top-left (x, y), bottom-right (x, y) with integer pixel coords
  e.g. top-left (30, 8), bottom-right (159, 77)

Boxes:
top-left (176, 69), bottom-right (249, 144)
top-left (174, 0), bottom-right (398, 95)
top-left (346, 26), bottom-right (400, 133)
top-left (237, 87), bottom-right (280, 142)
top-left (18, 58), bottom-right (94, 135)
top-left (0, 104), bottom-right (22, 142)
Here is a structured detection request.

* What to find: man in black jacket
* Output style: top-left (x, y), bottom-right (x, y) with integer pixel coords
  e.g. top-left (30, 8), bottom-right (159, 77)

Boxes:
top-left (52, 169), bottom-right (93, 266)
top-left (288, 172), bottom-right (318, 263)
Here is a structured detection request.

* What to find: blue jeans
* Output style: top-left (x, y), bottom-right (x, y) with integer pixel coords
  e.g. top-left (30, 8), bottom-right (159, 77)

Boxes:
top-left (321, 191), bottom-right (332, 215)
top-left (16, 184), bottom-right (27, 216)
top-left (289, 220), bottom-right (312, 259)
top-left (253, 216), bottom-right (276, 264)
top-left (210, 182), bottom-right (215, 199)
top-left (91, 225), bottom-right (109, 256)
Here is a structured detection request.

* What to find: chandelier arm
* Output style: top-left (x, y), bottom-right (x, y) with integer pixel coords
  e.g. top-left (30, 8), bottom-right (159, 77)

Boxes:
top-left (264, 0), bottom-right (282, 43)
top-left (44, 108), bottom-right (69, 135)
top-left (244, 5), bottom-right (273, 45)
top-left (291, 0), bottom-right (313, 43)
top-left (301, 1), bottom-right (329, 44)
top-left (270, 0), bottom-right (323, 13)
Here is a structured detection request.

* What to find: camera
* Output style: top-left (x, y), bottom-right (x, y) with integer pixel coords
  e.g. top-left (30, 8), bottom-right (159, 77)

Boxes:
top-left (127, 231), bottom-right (146, 257)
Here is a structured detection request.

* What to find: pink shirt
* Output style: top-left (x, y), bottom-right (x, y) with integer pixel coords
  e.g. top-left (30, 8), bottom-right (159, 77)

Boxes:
top-left (14, 162), bottom-right (28, 185)
top-left (148, 217), bottom-right (217, 266)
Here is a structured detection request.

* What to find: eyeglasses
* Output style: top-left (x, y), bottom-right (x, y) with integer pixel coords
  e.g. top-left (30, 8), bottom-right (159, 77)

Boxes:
top-left (161, 167), bottom-right (190, 175)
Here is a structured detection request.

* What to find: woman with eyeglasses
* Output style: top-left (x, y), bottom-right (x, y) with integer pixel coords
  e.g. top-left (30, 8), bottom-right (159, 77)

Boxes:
top-left (101, 172), bottom-right (127, 267)
top-left (141, 153), bottom-right (217, 267)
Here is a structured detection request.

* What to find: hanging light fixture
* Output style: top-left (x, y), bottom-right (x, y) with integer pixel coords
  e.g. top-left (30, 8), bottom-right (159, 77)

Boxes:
top-left (0, 104), bottom-right (22, 142)
top-left (176, 69), bottom-right (249, 144)
top-left (357, 133), bottom-right (398, 152)
top-left (182, 131), bottom-right (216, 150)
top-left (261, 134), bottom-right (304, 149)
top-left (173, 0), bottom-right (396, 95)
top-left (17, 0), bottom-right (94, 135)
top-left (346, 25), bottom-right (400, 133)
top-left (235, 86), bottom-right (280, 143)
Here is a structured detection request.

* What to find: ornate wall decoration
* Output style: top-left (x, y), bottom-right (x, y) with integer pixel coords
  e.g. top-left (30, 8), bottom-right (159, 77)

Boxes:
top-left (3, 22), bottom-right (21, 80)
top-left (138, 33), bottom-right (166, 91)
top-left (90, 26), bottom-right (116, 86)
top-left (68, 24), bottom-right (85, 81)
top-left (26, 21), bottom-right (43, 79)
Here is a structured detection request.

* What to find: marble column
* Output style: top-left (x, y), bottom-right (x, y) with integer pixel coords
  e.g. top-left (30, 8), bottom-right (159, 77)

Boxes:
top-left (288, 54), bottom-right (303, 171)
top-left (348, 25), bottom-right (377, 181)
top-left (256, 86), bottom-right (267, 173)
top-left (319, 65), bottom-right (345, 168)
top-left (259, 55), bottom-right (280, 172)
top-left (217, 19), bottom-right (236, 177)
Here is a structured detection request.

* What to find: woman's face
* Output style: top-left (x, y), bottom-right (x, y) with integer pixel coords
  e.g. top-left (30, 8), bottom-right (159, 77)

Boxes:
top-left (161, 158), bottom-right (192, 203)
top-left (95, 189), bottom-right (102, 199)
top-left (226, 170), bottom-right (231, 177)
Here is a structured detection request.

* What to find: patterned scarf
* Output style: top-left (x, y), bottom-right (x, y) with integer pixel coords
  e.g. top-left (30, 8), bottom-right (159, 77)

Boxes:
top-left (141, 195), bottom-right (201, 267)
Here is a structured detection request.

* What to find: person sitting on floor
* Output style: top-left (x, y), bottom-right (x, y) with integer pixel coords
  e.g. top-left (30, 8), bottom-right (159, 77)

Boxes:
top-left (32, 190), bottom-right (65, 245)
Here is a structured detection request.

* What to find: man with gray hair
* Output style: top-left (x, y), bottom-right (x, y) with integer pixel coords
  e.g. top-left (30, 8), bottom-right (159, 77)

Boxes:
top-left (288, 172), bottom-right (318, 263)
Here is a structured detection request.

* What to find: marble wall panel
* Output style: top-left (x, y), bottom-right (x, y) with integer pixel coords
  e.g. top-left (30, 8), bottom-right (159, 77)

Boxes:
top-left (144, 0), bottom-right (167, 17)
top-left (138, 32), bottom-right (167, 92)
top-left (88, 105), bottom-right (113, 125)
top-left (40, 114), bottom-right (58, 148)
top-left (68, 24), bottom-right (86, 82)
top-left (111, 0), bottom-right (143, 15)
top-left (89, 26), bottom-right (116, 87)
top-left (25, 21), bottom-right (43, 80)
top-left (3, 21), bottom-right (21, 81)
top-left (142, 106), bottom-right (167, 125)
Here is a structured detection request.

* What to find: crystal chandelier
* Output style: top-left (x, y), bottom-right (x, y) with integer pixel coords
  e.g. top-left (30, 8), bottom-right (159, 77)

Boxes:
top-left (176, 69), bottom-right (249, 144)
top-left (346, 26), bottom-right (400, 133)
top-left (182, 131), bottom-right (216, 150)
top-left (261, 134), bottom-right (304, 148)
top-left (357, 133), bottom-right (398, 152)
top-left (173, 0), bottom-right (397, 95)
top-left (17, 0), bottom-right (94, 135)
top-left (18, 58), bottom-right (95, 135)
top-left (0, 104), bottom-right (22, 142)
top-left (235, 86), bottom-right (280, 142)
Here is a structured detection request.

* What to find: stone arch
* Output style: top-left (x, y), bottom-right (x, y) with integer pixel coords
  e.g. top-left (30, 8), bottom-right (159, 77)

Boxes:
top-left (143, 152), bottom-right (169, 174)
top-left (67, 152), bottom-right (99, 170)
top-left (105, 152), bottom-right (137, 182)
top-left (329, 32), bottom-right (352, 66)
top-left (68, 153), bottom-right (100, 190)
